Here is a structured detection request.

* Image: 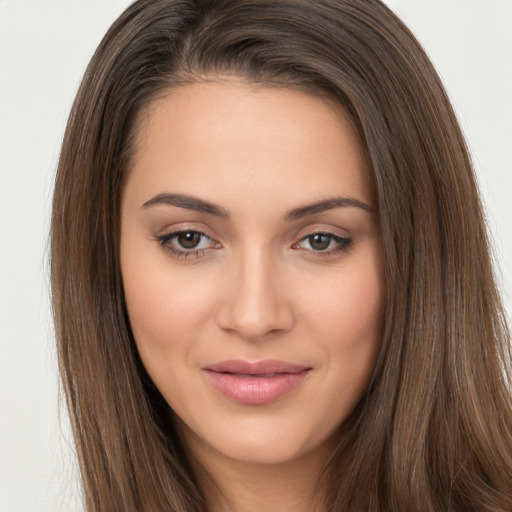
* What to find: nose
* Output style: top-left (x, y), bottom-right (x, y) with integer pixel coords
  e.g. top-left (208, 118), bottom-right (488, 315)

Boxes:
top-left (215, 249), bottom-right (295, 341)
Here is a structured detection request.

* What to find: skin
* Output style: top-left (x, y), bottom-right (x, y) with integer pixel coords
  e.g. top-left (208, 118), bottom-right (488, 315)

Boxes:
top-left (120, 79), bottom-right (385, 512)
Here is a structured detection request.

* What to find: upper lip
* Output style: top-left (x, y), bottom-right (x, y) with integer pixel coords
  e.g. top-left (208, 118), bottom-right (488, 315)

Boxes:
top-left (203, 359), bottom-right (311, 375)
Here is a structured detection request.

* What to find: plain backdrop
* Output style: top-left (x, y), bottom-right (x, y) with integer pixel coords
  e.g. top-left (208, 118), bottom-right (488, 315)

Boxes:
top-left (0, 1), bottom-right (510, 511)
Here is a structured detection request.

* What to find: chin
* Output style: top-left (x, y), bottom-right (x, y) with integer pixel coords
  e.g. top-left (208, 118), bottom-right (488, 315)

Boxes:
top-left (178, 413), bottom-right (337, 468)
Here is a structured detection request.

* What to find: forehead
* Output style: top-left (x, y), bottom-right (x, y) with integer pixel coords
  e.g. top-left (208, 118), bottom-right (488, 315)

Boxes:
top-left (125, 79), bottom-right (371, 210)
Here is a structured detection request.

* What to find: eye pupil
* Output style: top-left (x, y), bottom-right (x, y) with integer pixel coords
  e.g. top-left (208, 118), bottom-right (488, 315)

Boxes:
top-left (177, 231), bottom-right (201, 249)
top-left (309, 234), bottom-right (330, 251)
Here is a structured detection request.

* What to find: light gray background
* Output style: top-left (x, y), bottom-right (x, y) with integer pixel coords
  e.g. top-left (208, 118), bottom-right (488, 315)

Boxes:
top-left (0, 1), bottom-right (510, 511)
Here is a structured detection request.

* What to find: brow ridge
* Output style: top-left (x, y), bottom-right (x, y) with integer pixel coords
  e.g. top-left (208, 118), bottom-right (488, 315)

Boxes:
top-left (142, 192), bottom-right (374, 221)
top-left (284, 197), bottom-right (375, 221)
top-left (142, 193), bottom-right (230, 219)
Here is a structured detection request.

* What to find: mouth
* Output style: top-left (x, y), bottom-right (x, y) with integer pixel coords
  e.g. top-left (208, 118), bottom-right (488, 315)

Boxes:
top-left (202, 359), bottom-right (312, 405)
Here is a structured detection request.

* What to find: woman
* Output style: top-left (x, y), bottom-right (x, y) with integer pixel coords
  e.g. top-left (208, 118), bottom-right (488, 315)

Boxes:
top-left (50, 0), bottom-right (512, 510)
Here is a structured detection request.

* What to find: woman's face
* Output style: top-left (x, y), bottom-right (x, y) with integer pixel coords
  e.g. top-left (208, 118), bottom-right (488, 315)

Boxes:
top-left (120, 80), bottom-right (385, 467)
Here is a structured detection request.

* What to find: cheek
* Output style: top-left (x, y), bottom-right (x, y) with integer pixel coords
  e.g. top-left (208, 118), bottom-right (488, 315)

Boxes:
top-left (305, 250), bottom-right (385, 403)
top-left (307, 249), bottom-right (385, 340)
top-left (120, 242), bottom-right (215, 360)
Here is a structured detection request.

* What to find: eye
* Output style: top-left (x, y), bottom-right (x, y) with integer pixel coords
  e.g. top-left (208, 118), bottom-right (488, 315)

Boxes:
top-left (155, 230), bottom-right (220, 258)
top-left (294, 233), bottom-right (352, 254)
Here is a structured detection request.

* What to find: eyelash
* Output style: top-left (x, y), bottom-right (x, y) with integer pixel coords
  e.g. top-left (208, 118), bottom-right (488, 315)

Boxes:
top-left (155, 230), bottom-right (352, 259)
top-left (155, 230), bottom-right (218, 259)
top-left (293, 232), bottom-right (352, 256)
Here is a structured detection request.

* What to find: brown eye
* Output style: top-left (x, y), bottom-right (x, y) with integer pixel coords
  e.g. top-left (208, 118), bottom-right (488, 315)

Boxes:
top-left (156, 229), bottom-right (219, 258)
top-left (177, 231), bottom-right (202, 249)
top-left (294, 232), bottom-right (352, 254)
top-left (308, 234), bottom-right (331, 251)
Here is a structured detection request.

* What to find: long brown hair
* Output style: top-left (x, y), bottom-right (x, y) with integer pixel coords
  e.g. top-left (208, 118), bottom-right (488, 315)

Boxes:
top-left (50, 1), bottom-right (512, 510)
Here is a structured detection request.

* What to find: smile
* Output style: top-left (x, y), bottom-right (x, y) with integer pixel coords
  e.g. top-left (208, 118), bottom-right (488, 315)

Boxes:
top-left (202, 359), bottom-right (312, 405)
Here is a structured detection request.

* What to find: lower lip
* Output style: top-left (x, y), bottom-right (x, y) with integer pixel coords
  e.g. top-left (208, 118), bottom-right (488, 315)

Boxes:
top-left (203, 370), bottom-right (310, 405)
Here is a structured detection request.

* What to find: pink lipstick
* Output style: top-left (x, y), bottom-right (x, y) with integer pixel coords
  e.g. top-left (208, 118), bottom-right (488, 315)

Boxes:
top-left (202, 359), bottom-right (311, 405)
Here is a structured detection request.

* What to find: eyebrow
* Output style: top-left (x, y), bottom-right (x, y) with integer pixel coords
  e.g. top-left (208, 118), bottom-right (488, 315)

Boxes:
top-left (284, 197), bottom-right (375, 221)
top-left (142, 193), bottom-right (230, 219)
top-left (142, 193), bottom-right (374, 220)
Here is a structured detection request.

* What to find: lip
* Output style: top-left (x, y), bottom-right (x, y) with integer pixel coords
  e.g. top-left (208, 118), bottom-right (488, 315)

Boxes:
top-left (202, 359), bottom-right (312, 405)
